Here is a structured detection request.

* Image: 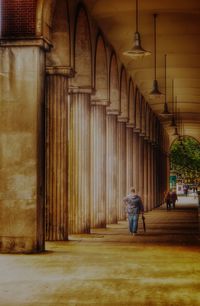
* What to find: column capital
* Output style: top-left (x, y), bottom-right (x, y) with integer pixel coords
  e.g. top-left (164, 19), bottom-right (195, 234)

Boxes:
top-left (139, 131), bottom-right (146, 137)
top-left (90, 98), bottom-right (109, 106)
top-left (46, 66), bottom-right (75, 77)
top-left (117, 116), bottom-right (129, 123)
top-left (68, 85), bottom-right (94, 94)
top-left (126, 123), bottom-right (134, 128)
top-left (106, 108), bottom-right (120, 116)
top-left (144, 135), bottom-right (150, 141)
top-left (134, 127), bottom-right (141, 133)
top-left (0, 36), bottom-right (52, 51)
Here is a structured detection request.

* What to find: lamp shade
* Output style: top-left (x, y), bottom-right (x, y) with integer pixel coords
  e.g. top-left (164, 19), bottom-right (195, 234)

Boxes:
top-left (149, 79), bottom-right (162, 96)
top-left (170, 116), bottom-right (177, 127)
top-left (173, 127), bottom-right (179, 136)
top-left (123, 32), bottom-right (151, 57)
top-left (159, 102), bottom-right (173, 117)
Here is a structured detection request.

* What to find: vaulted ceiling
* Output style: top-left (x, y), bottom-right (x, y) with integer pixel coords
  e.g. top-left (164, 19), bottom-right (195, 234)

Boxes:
top-left (84, 0), bottom-right (200, 143)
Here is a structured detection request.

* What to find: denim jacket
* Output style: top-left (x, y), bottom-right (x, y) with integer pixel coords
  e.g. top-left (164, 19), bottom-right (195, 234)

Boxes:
top-left (123, 194), bottom-right (144, 215)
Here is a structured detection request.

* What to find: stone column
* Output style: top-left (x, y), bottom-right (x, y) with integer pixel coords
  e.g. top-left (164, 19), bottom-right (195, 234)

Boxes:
top-left (45, 71), bottom-right (69, 241)
top-left (150, 144), bottom-right (155, 209)
top-left (126, 127), bottom-right (133, 193)
top-left (152, 145), bottom-right (157, 208)
top-left (68, 91), bottom-right (91, 234)
top-left (117, 121), bottom-right (126, 220)
top-left (147, 140), bottom-right (151, 210)
top-left (147, 141), bottom-right (152, 210)
top-left (90, 104), bottom-right (106, 228)
top-left (133, 132), bottom-right (139, 192)
top-left (158, 148), bottom-right (163, 206)
top-left (166, 154), bottom-right (170, 191)
top-left (143, 139), bottom-right (148, 211)
top-left (138, 136), bottom-right (144, 199)
top-left (106, 115), bottom-right (118, 224)
top-left (0, 40), bottom-right (46, 253)
top-left (155, 146), bottom-right (159, 207)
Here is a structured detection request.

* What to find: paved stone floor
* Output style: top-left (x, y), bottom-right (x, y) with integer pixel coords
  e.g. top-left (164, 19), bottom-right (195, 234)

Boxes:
top-left (0, 196), bottom-right (200, 306)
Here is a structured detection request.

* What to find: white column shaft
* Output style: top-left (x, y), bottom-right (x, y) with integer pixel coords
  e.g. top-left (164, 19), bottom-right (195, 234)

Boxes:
top-left (91, 105), bottom-right (106, 228)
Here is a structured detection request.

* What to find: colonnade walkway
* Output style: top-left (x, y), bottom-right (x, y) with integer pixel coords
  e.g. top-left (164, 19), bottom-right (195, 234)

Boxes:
top-left (0, 196), bottom-right (199, 306)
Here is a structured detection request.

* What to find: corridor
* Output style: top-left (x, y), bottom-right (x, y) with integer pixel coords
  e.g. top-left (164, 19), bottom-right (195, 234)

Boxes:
top-left (0, 196), bottom-right (199, 306)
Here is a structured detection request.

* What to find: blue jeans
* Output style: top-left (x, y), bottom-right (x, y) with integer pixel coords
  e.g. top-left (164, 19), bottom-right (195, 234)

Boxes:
top-left (128, 214), bottom-right (139, 233)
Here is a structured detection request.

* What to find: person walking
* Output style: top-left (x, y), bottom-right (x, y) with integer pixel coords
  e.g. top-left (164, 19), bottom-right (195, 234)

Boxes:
top-left (171, 189), bottom-right (178, 209)
top-left (123, 187), bottom-right (144, 235)
top-left (165, 191), bottom-right (171, 210)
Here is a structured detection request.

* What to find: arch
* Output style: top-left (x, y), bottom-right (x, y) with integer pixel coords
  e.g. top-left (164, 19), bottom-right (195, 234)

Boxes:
top-left (134, 87), bottom-right (141, 132)
top-left (149, 109), bottom-right (154, 142)
top-left (127, 78), bottom-right (135, 127)
top-left (152, 113), bottom-right (156, 143)
top-left (145, 103), bottom-right (150, 139)
top-left (170, 135), bottom-right (200, 149)
top-left (107, 52), bottom-right (120, 114)
top-left (73, 4), bottom-right (92, 88)
top-left (140, 96), bottom-right (146, 136)
top-left (46, 0), bottom-right (70, 67)
top-left (36, 0), bottom-right (56, 38)
top-left (155, 117), bottom-right (160, 144)
top-left (169, 136), bottom-right (200, 180)
top-left (142, 100), bottom-right (148, 137)
top-left (92, 32), bottom-right (108, 103)
top-left (118, 66), bottom-right (128, 121)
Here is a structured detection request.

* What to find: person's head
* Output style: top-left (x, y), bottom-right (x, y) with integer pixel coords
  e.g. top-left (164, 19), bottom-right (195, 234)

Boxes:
top-left (130, 187), bottom-right (136, 194)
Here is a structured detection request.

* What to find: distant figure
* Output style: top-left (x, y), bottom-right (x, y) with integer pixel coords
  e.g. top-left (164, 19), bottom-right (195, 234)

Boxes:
top-left (165, 191), bottom-right (171, 210)
top-left (123, 187), bottom-right (144, 235)
top-left (171, 190), bottom-right (178, 209)
top-left (192, 185), bottom-right (197, 199)
top-left (183, 184), bottom-right (188, 196)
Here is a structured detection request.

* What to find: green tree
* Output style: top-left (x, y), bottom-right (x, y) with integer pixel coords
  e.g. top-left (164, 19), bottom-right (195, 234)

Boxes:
top-left (170, 137), bottom-right (200, 178)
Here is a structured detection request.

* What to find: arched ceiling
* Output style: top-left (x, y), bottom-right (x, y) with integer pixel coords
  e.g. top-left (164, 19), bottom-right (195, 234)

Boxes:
top-left (84, 0), bottom-right (200, 143)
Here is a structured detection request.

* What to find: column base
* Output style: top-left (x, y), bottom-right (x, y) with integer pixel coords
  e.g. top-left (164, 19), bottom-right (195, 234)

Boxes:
top-left (0, 236), bottom-right (44, 254)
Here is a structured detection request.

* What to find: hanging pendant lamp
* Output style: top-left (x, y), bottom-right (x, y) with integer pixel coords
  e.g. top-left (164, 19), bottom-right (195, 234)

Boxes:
top-left (123, 0), bottom-right (151, 58)
top-left (170, 80), bottom-right (177, 127)
top-left (149, 14), bottom-right (162, 96)
top-left (159, 54), bottom-right (172, 117)
top-left (173, 127), bottom-right (179, 136)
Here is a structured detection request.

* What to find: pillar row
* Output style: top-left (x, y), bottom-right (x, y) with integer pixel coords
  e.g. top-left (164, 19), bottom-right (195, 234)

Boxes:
top-left (45, 75), bottom-right (68, 241)
top-left (68, 93), bottom-right (91, 234)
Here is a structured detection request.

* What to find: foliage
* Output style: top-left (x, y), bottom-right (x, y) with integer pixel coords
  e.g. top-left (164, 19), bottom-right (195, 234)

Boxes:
top-left (170, 137), bottom-right (200, 177)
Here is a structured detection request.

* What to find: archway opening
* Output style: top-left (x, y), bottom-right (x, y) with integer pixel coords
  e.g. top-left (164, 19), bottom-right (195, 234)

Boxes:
top-left (169, 136), bottom-right (200, 197)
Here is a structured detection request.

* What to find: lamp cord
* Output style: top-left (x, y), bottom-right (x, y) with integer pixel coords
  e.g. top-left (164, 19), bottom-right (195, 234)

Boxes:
top-left (153, 14), bottom-right (157, 80)
top-left (164, 54), bottom-right (167, 104)
top-left (136, 0), bottom-right (139, 32)
top-left (172, 79), bottom-right (174, 114)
